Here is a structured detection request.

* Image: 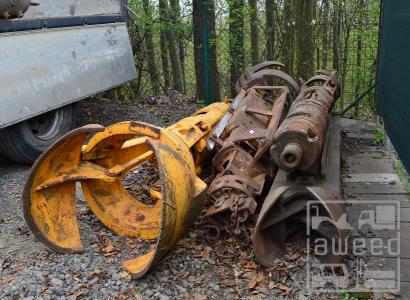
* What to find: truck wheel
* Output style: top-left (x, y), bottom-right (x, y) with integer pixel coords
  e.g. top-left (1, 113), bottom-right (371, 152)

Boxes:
top-left (0, 104), bottom-right (77, 164)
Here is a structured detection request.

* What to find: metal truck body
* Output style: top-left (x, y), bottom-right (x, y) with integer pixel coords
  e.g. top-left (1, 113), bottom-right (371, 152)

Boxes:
top-left (0, 0), bottom-right (137, 163)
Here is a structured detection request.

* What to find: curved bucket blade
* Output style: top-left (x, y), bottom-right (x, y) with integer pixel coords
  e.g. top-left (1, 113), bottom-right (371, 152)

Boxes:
top-left (80, 122), bottom-right (165, 239)
top-left (253, 185), bottom-right (346, 267)
top-left (23, 125), bottom-right (104, 253)
top-left (122, 130), bottom-right (206, 278)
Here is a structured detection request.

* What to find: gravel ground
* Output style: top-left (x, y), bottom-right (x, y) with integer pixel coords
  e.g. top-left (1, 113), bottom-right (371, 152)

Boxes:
top-left (0, 95), bottom-right (355, 300)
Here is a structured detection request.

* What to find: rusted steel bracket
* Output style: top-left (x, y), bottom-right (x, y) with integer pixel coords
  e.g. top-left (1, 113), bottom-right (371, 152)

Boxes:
top-left (199, 85), bottom-right (294, 241)
top-left (253, 115), bottom-right (345, 266)
top-left (235, 61), bottom-right (300, 97)
top-left (203, 69), bottom-right (345, 266)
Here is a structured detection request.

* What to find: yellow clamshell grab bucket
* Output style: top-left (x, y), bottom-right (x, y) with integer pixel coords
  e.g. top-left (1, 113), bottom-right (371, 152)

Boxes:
top-left (23, 102), bottom-right (229, 278)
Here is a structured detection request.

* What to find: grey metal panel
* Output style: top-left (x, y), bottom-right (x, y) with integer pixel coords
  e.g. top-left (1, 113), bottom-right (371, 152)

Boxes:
top-left (0, 23), bottom-right (137, 128)
top-left (24, 0), bottom-right (123, 19)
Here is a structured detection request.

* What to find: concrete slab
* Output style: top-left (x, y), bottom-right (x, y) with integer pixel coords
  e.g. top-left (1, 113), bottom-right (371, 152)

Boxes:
top-left (399, 223), bottom-right (410, 259)
top-left (345, 157), bottom-right (395, 174)
top-left (344, 213), bottom-right (408, 259)
top-left (343, 173), bottom-right (400, 183)
top-left (342, 146), bottom-right (387, 155)
top-left (347, 145), bottom-right (386, 153)
top-left (351, 237), bottom-right (400, 258)
top-left (340, 118), bottom-right (410, 295)
top-left (340, 118), bottom-right (377, 133)
top-left (343, 183), bottom-right (407, 195)
top-left (399, 208), bottom-right (410, 222)
top-left (347, 133), bottom-right (375, 140)
top-left (347, 225), bottom-right (399, 241)
top-left (395, 282), bottom-right (410, 299)
top-left (347, 199), bottom-right (404, 221)
top-left (348, 256), bottom-right (401, 293)
top-left (366, 256), bottom-right (407, 282)
top-left (343, 194), bottom-right (410, 208)
top-left (346, 203), bottom-right (400, 240)
top-left (348, 153), bottom-right (393, 160)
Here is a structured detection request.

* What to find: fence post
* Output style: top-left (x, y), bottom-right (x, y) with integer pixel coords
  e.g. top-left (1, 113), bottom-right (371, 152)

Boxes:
top-left (200, 0), bottom-right (212, 104)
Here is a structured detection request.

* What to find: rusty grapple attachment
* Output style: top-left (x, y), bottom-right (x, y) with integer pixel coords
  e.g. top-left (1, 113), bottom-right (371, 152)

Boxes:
top-left (23, 102), bottom-right (229, 278)
top-left (253, 115), bottom-right (346, 266)
top-left (253, 70), bottom-right (345, 267)
top-left (200, 65), bottom-right (345, 267)
top-left (235, 61), bottom-right (300, 98)
top-left (199, 67), bottom-right (297, 241)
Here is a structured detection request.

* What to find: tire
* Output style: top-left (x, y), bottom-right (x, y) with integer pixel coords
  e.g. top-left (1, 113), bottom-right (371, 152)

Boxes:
top-left (0, 152), bottom-right (6, 162)
top-left (0, 104), bottom-right (77, 164)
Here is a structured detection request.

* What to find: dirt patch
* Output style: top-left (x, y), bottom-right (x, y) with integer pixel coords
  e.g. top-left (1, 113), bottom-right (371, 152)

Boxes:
top-left (76, 93), bottom-right (200, 128)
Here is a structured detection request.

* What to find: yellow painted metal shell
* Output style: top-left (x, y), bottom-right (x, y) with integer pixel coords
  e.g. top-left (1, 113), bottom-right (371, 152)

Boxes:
top-left (23, 125), bottom-right (105, 253)
top-left (123, 134), bottom-right (207, 278)
top-left (22, 101), bottom-right (229, 278)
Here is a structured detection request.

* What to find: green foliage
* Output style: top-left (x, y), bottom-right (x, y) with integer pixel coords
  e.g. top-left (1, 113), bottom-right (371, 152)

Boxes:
top-left (394, 161), bottom-right (410, 197)
top-left (342, 289), bottom-right (358, 300)
top-left (341, 162), bottom-right (349, 173)
top-left (122, 0), bottom-right (380, 120)
top-left (372, 126), bottom-right (385, 144)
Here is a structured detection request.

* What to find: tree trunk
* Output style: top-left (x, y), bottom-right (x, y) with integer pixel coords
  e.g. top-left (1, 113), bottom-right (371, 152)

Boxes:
top-left (295, 0), bottom-right (314, 80)
top-left (159, 0), bottom-right (184, 93)
top-left (282, 0), bottom-right (294, 74)
top-left (208, 0), bottom-right (220, 101)
top-left (265, 0), bottom-right (275, 61)
top-left (167, 32), bottom-right (185, 93)
top-left (142, 0), bottom-right (160, 95)
top-left (159, 31), bottom-right (171, 92)
top-left (169, 0), bottom-right (186, 91)
top-left (193, 0), bottom-right (204, 100)
top-left (128, 17), bottom-right (145, 98)
top-left (321, 0), bottom-right (329, 69)
top-left (354, 0), bottom-right (364, 118)
top-left (249, 0), bottom-right (259, 65)
top-left (193, 0), bottom-right (220, 102)
top-left (332, 2), bottom-right (342, 107)
top-left (229, 0), bottom-right (244, 97)
top-left (332, 2), bottom-right (341, 72)
top-left (354, 36), bottom-right (362, 117)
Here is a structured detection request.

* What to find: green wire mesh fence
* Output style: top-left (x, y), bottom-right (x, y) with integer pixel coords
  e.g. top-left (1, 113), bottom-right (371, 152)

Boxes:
top-left (124, 0), bottom-right (380, 119)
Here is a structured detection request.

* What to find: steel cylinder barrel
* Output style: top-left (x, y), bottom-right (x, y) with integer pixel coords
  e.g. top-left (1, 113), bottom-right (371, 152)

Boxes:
top-left (270, 71), bottom-right (341, 173)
